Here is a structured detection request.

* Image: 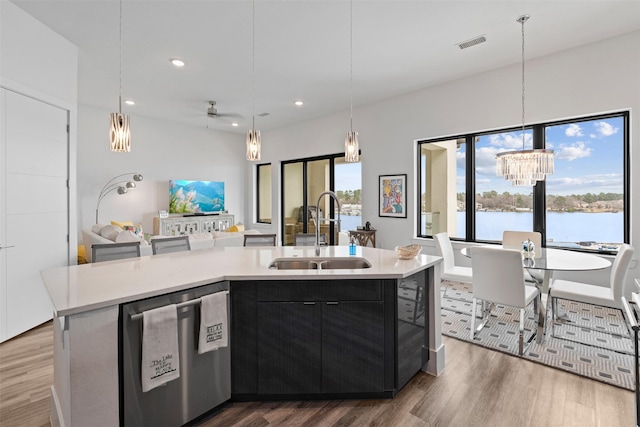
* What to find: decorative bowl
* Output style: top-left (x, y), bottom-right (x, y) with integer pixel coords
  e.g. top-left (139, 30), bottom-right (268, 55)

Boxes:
top-left (395, 244), bottom-right (422, 260)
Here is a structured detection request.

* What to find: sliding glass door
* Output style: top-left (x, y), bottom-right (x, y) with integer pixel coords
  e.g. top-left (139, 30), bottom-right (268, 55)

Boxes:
top-left (281, 154), bottom-right (361, 246)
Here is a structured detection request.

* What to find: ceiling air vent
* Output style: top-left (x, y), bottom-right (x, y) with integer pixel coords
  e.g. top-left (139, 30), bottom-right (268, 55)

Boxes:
top-left (457, 35), bottom-right (487, 50)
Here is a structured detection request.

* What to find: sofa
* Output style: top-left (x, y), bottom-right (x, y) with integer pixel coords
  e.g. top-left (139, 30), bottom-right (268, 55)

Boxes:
top-left (82, 224), bottom-right (260, 263)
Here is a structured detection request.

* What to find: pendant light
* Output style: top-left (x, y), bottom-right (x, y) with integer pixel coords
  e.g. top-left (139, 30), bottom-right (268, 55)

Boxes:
top-left (246, 0), bottom-right (261, 161)
top-left (344, 0), bottom-right (359, 163)
top-left (496, 15), bottom-right (553, 186)
top-left (109, 0), bottom-right (131, 152)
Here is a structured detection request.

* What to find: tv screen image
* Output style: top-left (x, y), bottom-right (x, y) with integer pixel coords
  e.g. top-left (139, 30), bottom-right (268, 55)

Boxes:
top-left (169, 180), bottom-right (225, 213)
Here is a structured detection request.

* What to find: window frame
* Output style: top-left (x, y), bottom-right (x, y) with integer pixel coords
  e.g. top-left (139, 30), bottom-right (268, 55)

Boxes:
top-left (416, 110), bottom-right (630, 254)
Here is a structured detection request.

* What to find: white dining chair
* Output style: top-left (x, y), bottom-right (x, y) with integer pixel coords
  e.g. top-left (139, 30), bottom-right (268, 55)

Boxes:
top-left (434, 232), bottom-right (473, 282)
top-left (151, 235), bottom-right (191, 255)
top-left (470, 246), bottom-right (542, 355)
top-left (548, 244), bottom-right (635, 340)
top-left (92, 242), bottom-right (141, 263)
top-left (244, 234), bottom-right (277, 247)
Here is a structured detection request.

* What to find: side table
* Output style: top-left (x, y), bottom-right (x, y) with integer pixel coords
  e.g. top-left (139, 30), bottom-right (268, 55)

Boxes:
top-left (349, 229), bottom-right (376, 248)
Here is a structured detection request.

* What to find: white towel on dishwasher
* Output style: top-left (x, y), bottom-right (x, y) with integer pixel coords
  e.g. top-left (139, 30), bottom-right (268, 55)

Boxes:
top-left (141, 304), bottom-right (180, 392)
top-left (198, 291), bottom-right (229, 354)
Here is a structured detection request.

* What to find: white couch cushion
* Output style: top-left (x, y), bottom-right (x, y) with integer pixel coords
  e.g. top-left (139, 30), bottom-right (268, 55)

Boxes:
top-left (92, 223), bottom-right (107, 234)
top-left (100, 225), bottom-right (121, 241)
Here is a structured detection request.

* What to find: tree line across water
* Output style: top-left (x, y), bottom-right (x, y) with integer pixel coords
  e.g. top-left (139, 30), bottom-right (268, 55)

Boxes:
top-left (336, 189), bottom-right (362, 205)
top-left (451, 191), bottom-right (623, 212)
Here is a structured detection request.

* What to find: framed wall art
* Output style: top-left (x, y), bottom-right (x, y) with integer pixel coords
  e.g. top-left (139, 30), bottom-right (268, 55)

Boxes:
top-left (379, 174), bottom-right (407, 218)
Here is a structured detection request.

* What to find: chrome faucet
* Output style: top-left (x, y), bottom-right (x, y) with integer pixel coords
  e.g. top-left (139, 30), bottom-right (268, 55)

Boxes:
top-left (315, 190), bottom-right (341, 255)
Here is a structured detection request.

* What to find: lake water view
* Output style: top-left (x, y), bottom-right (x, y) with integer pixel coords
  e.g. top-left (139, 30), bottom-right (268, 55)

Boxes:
top-left (341, 212), bottom-right (623, 248)
top-left (340, 215), bottom-right (364, 232)
top-left (453, 211), bottom-right (623, 247)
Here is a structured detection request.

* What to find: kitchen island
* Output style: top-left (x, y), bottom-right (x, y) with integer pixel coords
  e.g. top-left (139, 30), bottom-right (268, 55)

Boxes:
top-left (41, 245), bottom-right (443, 426)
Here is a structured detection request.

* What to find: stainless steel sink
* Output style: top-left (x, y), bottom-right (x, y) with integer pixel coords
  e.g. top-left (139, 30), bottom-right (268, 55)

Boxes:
top-left (267, 259), bottom-right (319, 270)
top-left (268, 257), bottom-right (371, 270)
top-left (317, 258), bottom-right (371, 269)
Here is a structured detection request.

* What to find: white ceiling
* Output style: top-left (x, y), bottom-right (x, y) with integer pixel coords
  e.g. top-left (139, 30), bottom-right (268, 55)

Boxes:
top-left (10, 0), bottom-right (640, 133)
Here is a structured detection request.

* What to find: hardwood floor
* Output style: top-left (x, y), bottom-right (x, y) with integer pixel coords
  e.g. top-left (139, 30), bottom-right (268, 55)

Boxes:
top-left (0, 321), bottom-right (635, 426)
top-left (0, 322), bottom-right (53, 427)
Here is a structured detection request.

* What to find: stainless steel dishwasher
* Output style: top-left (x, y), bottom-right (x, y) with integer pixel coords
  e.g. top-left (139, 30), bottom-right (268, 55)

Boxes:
top-left (120, 281), bottom-right (230, 426)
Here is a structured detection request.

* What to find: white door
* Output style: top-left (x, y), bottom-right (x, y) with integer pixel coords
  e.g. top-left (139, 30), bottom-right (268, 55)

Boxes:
top-left (0, 89), bottom-right (69, 342)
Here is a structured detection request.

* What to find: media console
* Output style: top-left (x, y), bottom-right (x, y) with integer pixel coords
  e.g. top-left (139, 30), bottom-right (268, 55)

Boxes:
top-left (153, 214), bottom-right (235, 236)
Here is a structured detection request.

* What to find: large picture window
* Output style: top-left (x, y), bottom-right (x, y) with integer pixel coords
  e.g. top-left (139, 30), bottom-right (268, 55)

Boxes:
top-left (417, 111), bottom-right (629, 253)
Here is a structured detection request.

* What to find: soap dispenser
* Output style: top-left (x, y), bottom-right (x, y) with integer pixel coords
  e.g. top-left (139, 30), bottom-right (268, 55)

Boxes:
top-left (349, 237), bottom-right (356, 256)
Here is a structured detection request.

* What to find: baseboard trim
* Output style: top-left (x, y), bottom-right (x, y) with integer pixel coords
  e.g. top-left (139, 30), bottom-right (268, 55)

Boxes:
top-left (50, 385), bottom-right (65, 427)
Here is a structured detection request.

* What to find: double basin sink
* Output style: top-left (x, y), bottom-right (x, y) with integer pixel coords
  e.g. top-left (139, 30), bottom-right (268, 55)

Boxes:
top-left (268, 257), bottom-right (371, 270)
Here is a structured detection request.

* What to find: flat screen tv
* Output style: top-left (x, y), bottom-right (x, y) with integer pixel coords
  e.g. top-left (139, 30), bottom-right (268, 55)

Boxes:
top-left (169, 180), bottom-right (225, 214)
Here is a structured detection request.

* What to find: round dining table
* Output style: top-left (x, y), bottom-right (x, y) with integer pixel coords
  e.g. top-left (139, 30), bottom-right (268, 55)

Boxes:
top-left (461, 245), bottom-right (611, 290)
top-left (461, 245), bottom-right (612, 342)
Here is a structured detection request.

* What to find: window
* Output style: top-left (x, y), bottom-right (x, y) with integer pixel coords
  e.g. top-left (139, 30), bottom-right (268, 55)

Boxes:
top-left (475, 129), bottom-right (534, 242)
top-left (544, 115), bottom-right (626, 250)
top-left (256, 163), bottom-right (271, 224)
top-left (417, 111), bottom-right (629, 253)
top-left (419, 138), bottom-right (465, 238)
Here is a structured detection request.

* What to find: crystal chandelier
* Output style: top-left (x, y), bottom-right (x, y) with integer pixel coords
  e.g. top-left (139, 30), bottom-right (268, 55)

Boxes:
top-left (246, 0), bottom-right (261, 161)
top-left (109, 0), bottom-right (131, 152)
top-left (496, 15), bottom-right (553, 186)
top-left (344, 0), bottom-right (359, 163)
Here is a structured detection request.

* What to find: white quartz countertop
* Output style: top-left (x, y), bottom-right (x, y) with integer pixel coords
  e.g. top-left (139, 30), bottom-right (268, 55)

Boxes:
top-left (42, 246), bottom-right (442, 317)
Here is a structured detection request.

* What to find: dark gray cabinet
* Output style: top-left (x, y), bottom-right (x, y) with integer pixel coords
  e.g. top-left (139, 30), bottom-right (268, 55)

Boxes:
top-left (231, 274), bottom-right (428, 400)
top-left (256, 280), bottom-right (385, 395)
top-left (322, 301), bottom-right (384, 393)
top-left (231, 279), bottom-right (391, 398)
top-left (257, 301), bottom-right (321, 394)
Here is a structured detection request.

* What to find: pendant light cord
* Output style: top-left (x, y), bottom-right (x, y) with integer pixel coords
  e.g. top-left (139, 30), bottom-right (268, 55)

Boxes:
top-left (520, 15), bottom-right (527, 151)
top-left (252, 0), bottom-right (256, 131)
top-left (349, 0), bottom-right (353, 132)
top-left (119, 0), bottom-right (123, 114)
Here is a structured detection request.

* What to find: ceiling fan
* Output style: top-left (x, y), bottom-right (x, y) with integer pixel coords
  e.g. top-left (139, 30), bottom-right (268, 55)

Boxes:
top-left (204, 100), bottom-right (243, 129)
top-left (207, 100), bottom-right (242, 118)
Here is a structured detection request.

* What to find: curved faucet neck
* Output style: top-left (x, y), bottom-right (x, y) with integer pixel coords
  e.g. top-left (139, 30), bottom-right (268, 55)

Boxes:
top-left (315, 191), bottom-right (341, 255)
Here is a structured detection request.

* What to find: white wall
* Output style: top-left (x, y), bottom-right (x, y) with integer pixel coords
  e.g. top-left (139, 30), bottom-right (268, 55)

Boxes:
top-left (77, 105), bottom-right (246, 239)
top-left (251, 30), bottom-right (640, 285)
top-left (1, 0), bottom-right (79, 264)
top-left (0, 1), bottom-right (78, 340)
top-left (0, 1), bottom-right (77, 105)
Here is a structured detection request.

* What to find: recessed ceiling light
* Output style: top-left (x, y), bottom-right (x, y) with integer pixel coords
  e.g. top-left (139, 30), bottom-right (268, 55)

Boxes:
top-left (170, 58), bottom-right (185, 67)
top-left (231, 122), bottom-right (239, 127)
top-left (124, 99), bottom-right (135, 105)
top-left (294, 100), bottom-right (304, 106)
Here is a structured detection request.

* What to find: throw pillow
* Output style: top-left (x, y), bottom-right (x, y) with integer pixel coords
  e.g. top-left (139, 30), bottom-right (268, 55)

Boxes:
top-left (226, 223), bottom-right (244, 232)
top-left (111, 220), bottom-right (134, 229)
top-left (115, 230), bottom-right (141, 243)
top-left (123, 223), bottom-right (144, 238)
top-left (100, 224), bottom-right (121, 241)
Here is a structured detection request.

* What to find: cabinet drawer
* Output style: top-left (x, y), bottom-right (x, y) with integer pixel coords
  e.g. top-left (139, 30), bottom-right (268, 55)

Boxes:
top-left (256, 280), bottom-right (382, 302)
top-left (322, 280), bottom-right (382, 301)
top-left (257, 281), bottom-right (323, 302)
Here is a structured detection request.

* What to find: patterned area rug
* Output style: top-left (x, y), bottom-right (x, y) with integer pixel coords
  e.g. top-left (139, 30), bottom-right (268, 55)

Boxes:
top-left (440, 280), bottom-right (635, 390)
